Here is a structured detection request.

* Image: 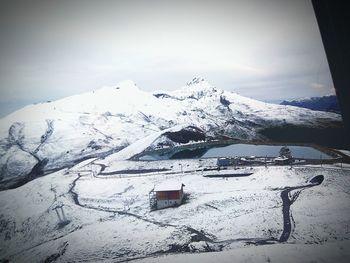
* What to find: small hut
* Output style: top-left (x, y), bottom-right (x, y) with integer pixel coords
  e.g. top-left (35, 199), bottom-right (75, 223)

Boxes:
top-left (274, 156), bottom-right (292, 165)
top-left (217, 157), bottom-right (240, 167)
top-left (149, 181), bottom-right (185, 210)
top-left (217, 157), bottom-right (231, 167)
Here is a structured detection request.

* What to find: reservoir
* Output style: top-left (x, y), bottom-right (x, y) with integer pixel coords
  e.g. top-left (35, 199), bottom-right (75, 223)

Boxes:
top-left (139, 143), bottom-right (334, 160)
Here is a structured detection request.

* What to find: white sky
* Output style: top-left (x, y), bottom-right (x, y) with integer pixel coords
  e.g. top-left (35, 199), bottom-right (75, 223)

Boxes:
top-left (0, 0), bottom-right (335, 117)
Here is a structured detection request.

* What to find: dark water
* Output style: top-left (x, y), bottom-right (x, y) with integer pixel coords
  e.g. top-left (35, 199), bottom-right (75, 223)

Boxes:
top-left (139, 144), bottom-right (332, 160)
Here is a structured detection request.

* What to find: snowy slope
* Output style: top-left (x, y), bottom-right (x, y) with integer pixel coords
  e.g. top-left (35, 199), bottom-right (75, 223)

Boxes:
top-left (0, 78), bottom-right (342, 184)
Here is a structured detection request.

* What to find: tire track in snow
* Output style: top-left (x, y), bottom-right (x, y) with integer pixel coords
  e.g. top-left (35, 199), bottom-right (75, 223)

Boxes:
top-left (278, 176), bottom-right (323, 242)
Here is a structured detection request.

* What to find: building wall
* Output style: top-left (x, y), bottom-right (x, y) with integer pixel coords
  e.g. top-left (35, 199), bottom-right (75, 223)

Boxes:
top-left (157, 190), bottom-right (180, 200)
top-left (157, 198), bottom-right (182, 209)
top-left (156, 190), bottom-right (184, 209)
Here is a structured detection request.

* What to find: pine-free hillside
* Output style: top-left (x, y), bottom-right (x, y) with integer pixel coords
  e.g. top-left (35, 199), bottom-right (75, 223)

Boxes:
top-left (0, 78), bottom-right (344, 187)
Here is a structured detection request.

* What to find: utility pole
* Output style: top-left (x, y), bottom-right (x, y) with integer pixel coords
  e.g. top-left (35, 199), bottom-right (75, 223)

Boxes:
top-left (179, 163), bottom-right (183, 175)
top-left (53, 203), bottom-right (69, 227)
top-left (341, 158), bottom-right (343, 169)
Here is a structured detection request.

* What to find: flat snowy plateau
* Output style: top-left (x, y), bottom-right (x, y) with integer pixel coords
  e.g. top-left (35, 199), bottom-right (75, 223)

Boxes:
top-left (0, 157), bottom-right (349, 262)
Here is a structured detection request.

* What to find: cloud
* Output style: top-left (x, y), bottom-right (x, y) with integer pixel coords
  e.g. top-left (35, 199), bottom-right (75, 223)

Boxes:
top-left (0, 0), bottom-right (336, 115)
top-left (310, 82), bottom-right (325, 89)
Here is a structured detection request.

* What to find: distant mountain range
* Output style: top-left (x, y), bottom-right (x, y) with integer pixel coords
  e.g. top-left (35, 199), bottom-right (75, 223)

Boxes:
top-left (280, 95), bottom-right (341, 114)
top-left (0, 78), bottom-right (344, 188)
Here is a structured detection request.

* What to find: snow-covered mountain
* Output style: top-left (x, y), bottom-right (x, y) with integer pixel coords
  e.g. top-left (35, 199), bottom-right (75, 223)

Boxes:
top-left (0, 78), bottom-right (342, 187)
top-left (280, 95), bottom-right (341, 113)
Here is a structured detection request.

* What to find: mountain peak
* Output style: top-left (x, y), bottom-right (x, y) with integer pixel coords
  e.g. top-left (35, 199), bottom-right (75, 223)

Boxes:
top-left (115, 80), bottom-right (138, 89)
top-left (165, 77), bottom-right (222, 100)
top-left (186, 77), bottom-right (209, 86)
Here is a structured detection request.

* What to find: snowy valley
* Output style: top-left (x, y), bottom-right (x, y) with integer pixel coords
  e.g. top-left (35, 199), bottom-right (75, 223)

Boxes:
top-left (0, 78), bottom-right (349, 263)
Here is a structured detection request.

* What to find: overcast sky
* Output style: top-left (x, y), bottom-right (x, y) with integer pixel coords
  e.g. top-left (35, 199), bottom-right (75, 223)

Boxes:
top-left (0, 0), bottom-right (335, 117)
